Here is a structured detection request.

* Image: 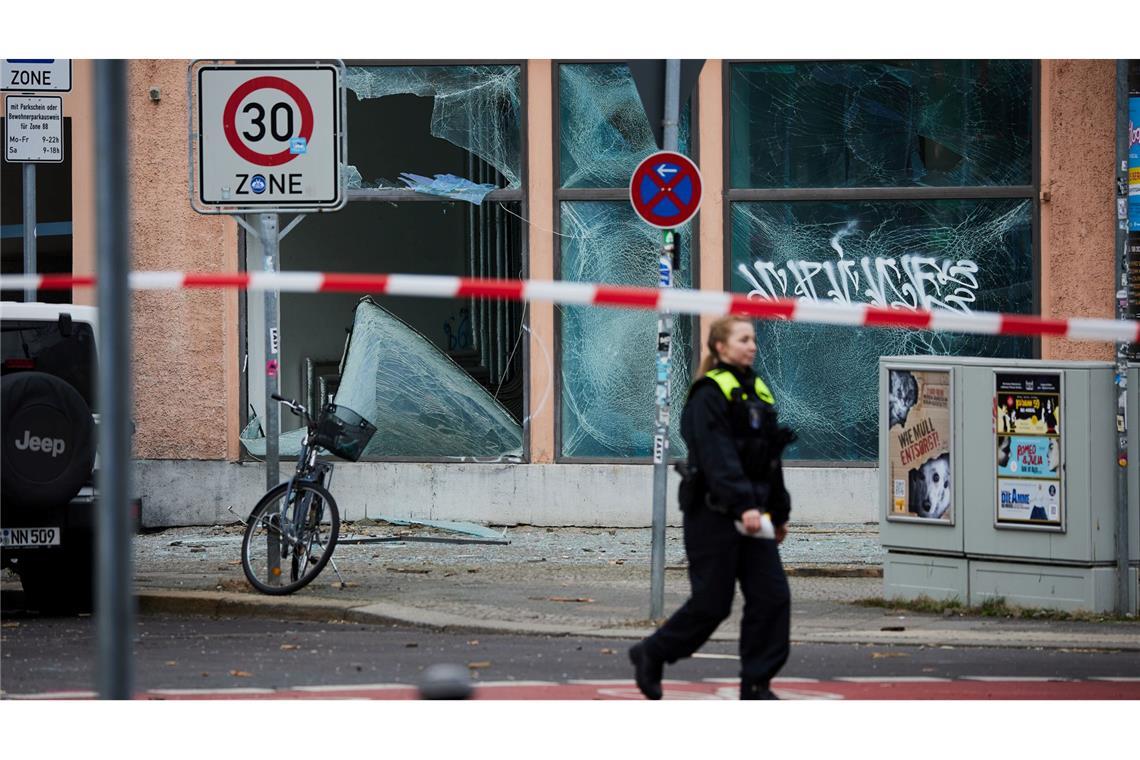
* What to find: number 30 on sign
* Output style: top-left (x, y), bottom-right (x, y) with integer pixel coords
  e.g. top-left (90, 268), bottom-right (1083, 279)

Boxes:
top-left (192, 62), bottom-right (346, 214)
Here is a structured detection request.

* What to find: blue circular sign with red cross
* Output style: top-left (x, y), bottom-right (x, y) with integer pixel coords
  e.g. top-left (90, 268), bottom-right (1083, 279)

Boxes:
top-left (629, 151), bottom-right (702, 229)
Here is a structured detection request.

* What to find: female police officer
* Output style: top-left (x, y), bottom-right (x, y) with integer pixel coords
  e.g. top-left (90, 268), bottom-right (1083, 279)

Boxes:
top-left (629, 314), bottom-right (794, 700)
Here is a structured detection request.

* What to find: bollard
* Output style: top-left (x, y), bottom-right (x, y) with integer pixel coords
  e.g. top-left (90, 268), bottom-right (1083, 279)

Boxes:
top-left (417, 663), bottom-right (474, 700)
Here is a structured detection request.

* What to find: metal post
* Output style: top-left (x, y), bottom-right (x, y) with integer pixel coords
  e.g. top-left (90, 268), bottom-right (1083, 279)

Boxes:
top-left (94, 59), bottom-right (134, 700)
top-left (1119, 59), bottom-right (1140, 614)
top-left (649, 59), bottom-right (682, 620)
top-left (259, 213), bottom-right (281, 492)
top-left (22, 164), bottom-right (36, 302)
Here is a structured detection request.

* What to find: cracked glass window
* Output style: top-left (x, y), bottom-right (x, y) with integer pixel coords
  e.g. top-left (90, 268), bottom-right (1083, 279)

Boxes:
top-left (730, 199), bottom-right (1033, 461)
top-left (242, 64), bottom-right (525, 462)
top-left (556, 62), bottom-right (698, 459)
top-left (730, 61), bottom-right (1032, 188)
top-left (242, 297), bottom-right (523, 460)
top-left (345, 65), bottom-right (522, 189)
top-left (559, 63), bottom-right (691, 189)
top-left (559, 202), bottom-right (693, 458)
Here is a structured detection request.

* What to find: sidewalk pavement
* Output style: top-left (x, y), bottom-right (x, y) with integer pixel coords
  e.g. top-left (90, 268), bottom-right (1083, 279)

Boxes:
top-left (8, 522), bottom-right (1140, 651)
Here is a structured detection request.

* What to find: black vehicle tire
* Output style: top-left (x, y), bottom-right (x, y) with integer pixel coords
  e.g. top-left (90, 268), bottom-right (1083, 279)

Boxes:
top-left (1, 372), bottom-right (96, 510)
top-left (241, 481), bottom-right (339, 596)
top-left (15, 544), bottom-right (95, 615)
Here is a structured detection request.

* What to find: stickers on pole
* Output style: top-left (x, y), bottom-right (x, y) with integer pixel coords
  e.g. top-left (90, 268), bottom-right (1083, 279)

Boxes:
top-left (191, 61), bottom-right (346, 214)
top-left (629, 151), bottom-right (702, 229)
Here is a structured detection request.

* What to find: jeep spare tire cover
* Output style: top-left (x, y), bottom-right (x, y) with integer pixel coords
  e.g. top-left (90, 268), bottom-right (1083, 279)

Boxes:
top-left (1, 371), bottom-right (96, 509)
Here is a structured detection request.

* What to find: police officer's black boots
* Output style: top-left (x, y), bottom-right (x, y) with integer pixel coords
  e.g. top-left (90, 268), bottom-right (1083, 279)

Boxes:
top-left (740, 678), bottom-right (779, 700)
top-left (628, 642), bottom-right (663, 700)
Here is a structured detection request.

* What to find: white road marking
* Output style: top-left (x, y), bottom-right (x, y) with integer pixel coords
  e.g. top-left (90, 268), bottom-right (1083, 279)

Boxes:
top-left (8, 690), bottom-right (96, 700)
top-left (836, 677), bottom-right (952, 683)
top-left (146, 687), bottom-right (276, 695)
top-left (959, 676), bottom-right (1073, 682)
top-left (567, 679), bottom-right (637, 685)
top-left (291, 683), bottom-right (413, 692)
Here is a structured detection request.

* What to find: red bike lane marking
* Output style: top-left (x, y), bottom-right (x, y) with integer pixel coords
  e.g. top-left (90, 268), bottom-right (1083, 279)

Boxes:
top-left (120, 679), bottom-right (1140, 701)
top-left (15, 679), bottom-right (1140, 701)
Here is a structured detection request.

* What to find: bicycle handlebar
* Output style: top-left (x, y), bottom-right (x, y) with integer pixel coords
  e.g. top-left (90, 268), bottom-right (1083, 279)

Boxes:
top-left (270, 393), bottom-right (309, 421)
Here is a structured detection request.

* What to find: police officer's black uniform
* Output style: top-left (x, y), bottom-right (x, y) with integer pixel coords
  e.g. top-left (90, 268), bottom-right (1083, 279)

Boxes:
top-left (631, 361), bottom-right (794, 700)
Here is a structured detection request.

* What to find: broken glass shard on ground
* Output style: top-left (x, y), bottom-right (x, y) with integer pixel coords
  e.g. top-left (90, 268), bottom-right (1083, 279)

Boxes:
top-left (241, 299), bottom-right (522, 459)
top-left (398, 173), bottom-right (498, 205)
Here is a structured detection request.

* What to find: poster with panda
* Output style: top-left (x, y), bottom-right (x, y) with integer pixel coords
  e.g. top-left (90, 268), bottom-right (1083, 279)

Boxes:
top-left (887, 369), bottom-right (952, 523)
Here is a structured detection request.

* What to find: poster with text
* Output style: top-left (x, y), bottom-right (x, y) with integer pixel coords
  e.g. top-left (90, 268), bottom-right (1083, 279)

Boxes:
top-left (997, 478), bottom-right (1062, 525)
top-left (995, 372), bottom-right (1063, 528)
top-left (996, 435), bottom-right (1061, 479)
top-left (888, 369), bottom-right (952, 522)
top-left (995, 373), bottom-right (1061, 436)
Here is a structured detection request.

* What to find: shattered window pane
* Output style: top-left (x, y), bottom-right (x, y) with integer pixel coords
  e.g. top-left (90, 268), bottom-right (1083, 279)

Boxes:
top-left (559, 63), bottom-right (691, 189)
top-left (729, 61), bottom-right (1032, 188)
top-left (243, 198), bottom-right (525, 461)
top-left (345, 65), bottom-right (522, 190)
top-left (242, 299), bottom-right (522, 460)
top-left (243, 63), bottom-right (525, 462)
top-left (559, 201), bottom-right (693, 458)
top-left (729, 199), bottom-right (1034, 461)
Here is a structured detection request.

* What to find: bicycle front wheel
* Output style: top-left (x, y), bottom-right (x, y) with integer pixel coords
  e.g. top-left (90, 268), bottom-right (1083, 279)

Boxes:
top-left (241, 481), bottom-right (340, 595)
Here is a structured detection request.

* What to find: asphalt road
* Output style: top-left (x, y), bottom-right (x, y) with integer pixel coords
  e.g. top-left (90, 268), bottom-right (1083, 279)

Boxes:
top-left (3, 611), bottom-right (1139, 699)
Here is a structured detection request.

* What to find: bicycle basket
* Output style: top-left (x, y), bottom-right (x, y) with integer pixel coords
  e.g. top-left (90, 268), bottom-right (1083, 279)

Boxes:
top-left (313, 403), bottom-right (376, 462)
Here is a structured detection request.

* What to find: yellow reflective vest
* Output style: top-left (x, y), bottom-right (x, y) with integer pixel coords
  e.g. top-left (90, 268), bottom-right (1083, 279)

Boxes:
top-left (704, 368), bottom-right (775, 406)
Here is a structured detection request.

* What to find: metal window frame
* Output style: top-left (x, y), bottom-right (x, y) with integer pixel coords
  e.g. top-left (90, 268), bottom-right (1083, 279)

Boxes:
top-left (721, 59), bottom-right (1041, 467)
top-left (552, 60), bottom-right (701, 464)
top-left (237, 59), bottom-right (531, 464)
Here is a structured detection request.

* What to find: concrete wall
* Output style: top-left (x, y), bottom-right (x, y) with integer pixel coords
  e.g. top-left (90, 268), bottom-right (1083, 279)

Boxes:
top-left (1040, 60), bottom-right (1116, 362)
top-left (136, 460), bottom-right (877, 527)
top-left (126, 60), bottom-right (240, 460)
top-left (526, 60), bottom-right (556, 463)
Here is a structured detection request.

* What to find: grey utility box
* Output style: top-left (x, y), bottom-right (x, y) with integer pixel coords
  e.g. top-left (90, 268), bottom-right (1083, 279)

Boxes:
top-left (1125, 365), bottom-right (1140, 608)
top-left (880, 356), bottom-right (1137, 614)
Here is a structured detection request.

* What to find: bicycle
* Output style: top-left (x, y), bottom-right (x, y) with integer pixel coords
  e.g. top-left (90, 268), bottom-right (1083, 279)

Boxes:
top-left (240, 394), bottom-right (376, 595)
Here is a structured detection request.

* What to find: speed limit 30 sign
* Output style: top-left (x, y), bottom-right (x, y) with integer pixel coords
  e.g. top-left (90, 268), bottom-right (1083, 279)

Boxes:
top-left (192, 63), bottom-right (345, 213)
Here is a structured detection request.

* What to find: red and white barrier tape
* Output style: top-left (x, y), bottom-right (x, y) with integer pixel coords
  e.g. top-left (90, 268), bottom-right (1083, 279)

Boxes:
top-left (3, 271), bottom-right (1137, 343)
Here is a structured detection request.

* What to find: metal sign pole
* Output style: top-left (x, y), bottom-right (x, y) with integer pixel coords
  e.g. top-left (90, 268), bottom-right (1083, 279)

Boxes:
top-left (258, 213), bottom-right (281, 493)
top-left (649, 59), bottom-right (682, 621)
top-left (94, 59), bottom-right (133, 700)
top-left (1118, 59), bottom-right (1140, 614)
top-left (22, 163), bottom-right (36, 302)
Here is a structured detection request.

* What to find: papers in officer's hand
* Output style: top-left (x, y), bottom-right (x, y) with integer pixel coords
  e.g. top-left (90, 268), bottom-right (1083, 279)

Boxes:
top-left (734, 512), bottom-right (775, 539)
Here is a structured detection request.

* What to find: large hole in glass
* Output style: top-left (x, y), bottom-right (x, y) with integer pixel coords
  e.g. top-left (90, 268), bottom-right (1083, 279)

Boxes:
top-left (242, 65), bottom-right (524, 461)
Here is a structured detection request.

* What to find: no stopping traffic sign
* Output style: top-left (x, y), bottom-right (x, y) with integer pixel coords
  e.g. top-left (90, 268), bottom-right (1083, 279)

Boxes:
top-left (629, 151), bottom-right (702, 229)
top-left (193, 63), bottom-right (345, 213)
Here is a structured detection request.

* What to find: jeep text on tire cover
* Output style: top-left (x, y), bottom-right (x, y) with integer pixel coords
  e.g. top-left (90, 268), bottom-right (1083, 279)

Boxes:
top-left (13, 430), bottom-right (68, 457)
